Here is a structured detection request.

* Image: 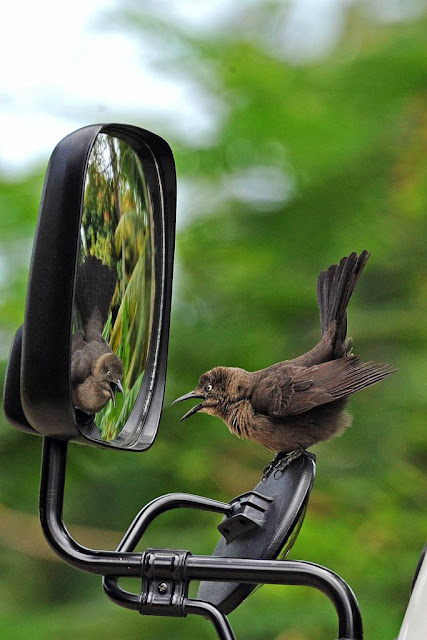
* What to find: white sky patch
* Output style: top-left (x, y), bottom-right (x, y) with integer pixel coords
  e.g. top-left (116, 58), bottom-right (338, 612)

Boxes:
top-left (273, 0), bottom-right (350, 62)
top-left (366, 0), bottom-right (426, 23)
top-left (145, 0), bottom-right (257, 34)
top-left (177, 165), bottom-right (295, 229)
top-left (0, 0), bottom-right (223, 176)
top-left (176, 178), bottom-right (227, 230)
top-left (228, 166), bottom-right (295, 211)
top-left (269, 0), bottom-right (425, 62)
top-left (0, 0), bottom-right (424, 175)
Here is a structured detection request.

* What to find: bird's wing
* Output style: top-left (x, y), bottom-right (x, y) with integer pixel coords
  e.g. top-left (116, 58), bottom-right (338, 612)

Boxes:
top-left (251, 356), bottom-right (394, 417)
top-left (250, 370), bottom-right (295, 416)
top-left (71, 330), bottom-right (86, 353)
top-left (71, 341), bottom-right (110, 384)
top-left (71, 349), bottom-right (93, 384)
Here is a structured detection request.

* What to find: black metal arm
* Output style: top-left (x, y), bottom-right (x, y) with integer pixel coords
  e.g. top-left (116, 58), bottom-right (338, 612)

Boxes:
top-left (40, 437), bottom-right (363, 639)
top-left (40, 438), bottom-right (143, 575)
top-left (39, 438), bottom-right (231, 575)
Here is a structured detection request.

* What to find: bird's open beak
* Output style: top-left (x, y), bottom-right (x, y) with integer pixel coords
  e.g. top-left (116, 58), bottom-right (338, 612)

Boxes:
top-left (109, 380), bottom-right (124, 408)
top-left (173, 390), bottom-right (205, 422)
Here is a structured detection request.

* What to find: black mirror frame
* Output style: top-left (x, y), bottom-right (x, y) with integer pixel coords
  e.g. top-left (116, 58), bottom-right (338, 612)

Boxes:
top-left (3, 123), bottom-right (176, 450)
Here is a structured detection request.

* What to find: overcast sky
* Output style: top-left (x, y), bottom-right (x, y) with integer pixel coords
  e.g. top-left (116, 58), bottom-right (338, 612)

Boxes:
top-left (0, 0), bottom-right (423, 175)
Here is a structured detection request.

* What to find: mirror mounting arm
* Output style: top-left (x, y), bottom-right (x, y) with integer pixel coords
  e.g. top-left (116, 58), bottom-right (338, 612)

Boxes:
top-left (102, 493), bottom-right (233, 608)
top-left (39, 437), bottom-right (238, 638)
top-left (104, 494), bottom-right (362, 640)
top-left (187, 556), bottom-right (363, 640)
top-left (105, 546), bottom-right (362, 639)
top-left (39, 437), bottom-right (232, 576)
top-left (40, 437), bottom-right (362, 639)
top-left (39, 437), bottom-right (145, 576)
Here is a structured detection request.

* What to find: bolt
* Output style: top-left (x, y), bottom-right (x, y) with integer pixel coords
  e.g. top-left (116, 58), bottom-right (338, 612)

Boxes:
top-left (157, 582), bottom-right (168, 594)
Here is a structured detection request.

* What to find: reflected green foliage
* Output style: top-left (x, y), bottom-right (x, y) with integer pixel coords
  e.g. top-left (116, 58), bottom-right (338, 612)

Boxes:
top-left (0, 3), bottom-right (426, 640)
top-left (78, 134), bottom-right (154, 440)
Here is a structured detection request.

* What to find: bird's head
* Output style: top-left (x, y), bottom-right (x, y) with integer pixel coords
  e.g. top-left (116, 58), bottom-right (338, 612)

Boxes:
top-left (93, 352), bottom-right (124, 408)
top-left (173, 366), bottom-right (251, 421)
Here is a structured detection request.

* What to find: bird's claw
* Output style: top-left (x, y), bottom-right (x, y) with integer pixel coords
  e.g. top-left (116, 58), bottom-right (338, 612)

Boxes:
top-left (262, 449), bottom-right (316, 480)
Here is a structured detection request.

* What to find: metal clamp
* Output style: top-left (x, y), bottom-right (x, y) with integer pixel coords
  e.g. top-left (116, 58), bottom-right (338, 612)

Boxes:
top-left (140, 548), bottom-right (191, 617)
top-left (217, 491), bottom-right (274, 543)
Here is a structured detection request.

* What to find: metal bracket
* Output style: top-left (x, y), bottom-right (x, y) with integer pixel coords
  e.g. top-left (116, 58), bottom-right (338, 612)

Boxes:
top-left (217, 491), bottom-right (274, 544)
top-left (39, 439), bottom-right (362, 639)
top-left (140, 548), bottom-right (191, 617)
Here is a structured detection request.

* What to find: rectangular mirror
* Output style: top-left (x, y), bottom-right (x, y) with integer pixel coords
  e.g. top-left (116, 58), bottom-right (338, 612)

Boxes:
top-left (4, 123), bottom-right (176, 450)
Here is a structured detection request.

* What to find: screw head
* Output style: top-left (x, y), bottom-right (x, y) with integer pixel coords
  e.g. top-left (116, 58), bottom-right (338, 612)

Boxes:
top-left (157, 582), bottom-right (168, 594)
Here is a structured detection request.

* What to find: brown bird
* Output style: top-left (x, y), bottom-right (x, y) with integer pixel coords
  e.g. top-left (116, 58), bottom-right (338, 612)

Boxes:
top-left (174, 251), bottom-right (395, 465)
top-left (71, 256), bottom-right (124, 415)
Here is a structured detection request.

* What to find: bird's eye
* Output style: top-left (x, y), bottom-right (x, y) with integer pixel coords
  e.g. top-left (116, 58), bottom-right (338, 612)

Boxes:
top-left (205, 384), bottom-right (213, 393)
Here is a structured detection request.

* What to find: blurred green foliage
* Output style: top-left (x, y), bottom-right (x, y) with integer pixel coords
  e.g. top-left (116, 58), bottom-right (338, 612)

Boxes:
top-left (0, 3), bottom-right (426, 639)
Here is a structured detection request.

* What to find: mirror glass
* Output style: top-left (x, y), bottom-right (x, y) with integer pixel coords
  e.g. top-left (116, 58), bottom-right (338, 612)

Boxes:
top-left (71, 133), bottom-right (155, 441)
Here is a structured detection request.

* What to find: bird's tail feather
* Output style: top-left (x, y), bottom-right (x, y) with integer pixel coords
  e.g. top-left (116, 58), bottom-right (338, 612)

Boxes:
top-left (317, 250), bottom-right (371, 356)
top-left (74, 256), bottom-right (117, 333)
top-left (325, 356), bottom-right (396, 400)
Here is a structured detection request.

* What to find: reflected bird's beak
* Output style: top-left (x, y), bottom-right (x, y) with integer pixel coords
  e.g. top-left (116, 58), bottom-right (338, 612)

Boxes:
top-left (173, 390), bottom-right (205, 422)
top-left (109, 379), bottom-right (124, 408)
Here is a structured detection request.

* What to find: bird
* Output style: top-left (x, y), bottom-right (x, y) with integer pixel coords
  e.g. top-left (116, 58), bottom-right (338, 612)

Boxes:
top-left (71, 256), bottom-right (124, 414)
top-left (174, 251), bottom-right (395, 469)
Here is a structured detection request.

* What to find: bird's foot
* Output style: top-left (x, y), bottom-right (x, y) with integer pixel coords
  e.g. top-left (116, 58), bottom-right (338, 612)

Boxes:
top-left (262, 448), bottom-right (316, 480)
top-left (262, 452), bottom-right (285, 478)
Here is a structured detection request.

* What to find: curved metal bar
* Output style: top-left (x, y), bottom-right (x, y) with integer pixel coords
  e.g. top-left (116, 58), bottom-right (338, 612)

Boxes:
top-left (103, 577), bottom-right (140, 610)
top-left (40, 437), bottom-right (362, 638)
top-left (39, 437), bottom-right (143, 575)
top-left (184, 599), bottom-right (236, 640)
top-left (187, 556), bottom-right (362, 640)
top-left (103, 493), bottom-right (232, 607)
top-left (116, 493), bottom-right (232, 552)
top-left (40, 436), bottom-right (231, 579)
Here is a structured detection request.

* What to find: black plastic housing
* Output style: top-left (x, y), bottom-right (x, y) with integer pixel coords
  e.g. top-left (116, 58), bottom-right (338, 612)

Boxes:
top-left (3, 124), bottom-right (176, 450)
top-left (197, 454), bottom-right (315, 613)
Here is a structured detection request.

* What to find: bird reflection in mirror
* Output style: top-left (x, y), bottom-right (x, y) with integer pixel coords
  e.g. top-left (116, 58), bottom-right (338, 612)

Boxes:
top-left (71, 256), bottom-right (124, 415)
top-left (174, 251), bottom-right (395, 472)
